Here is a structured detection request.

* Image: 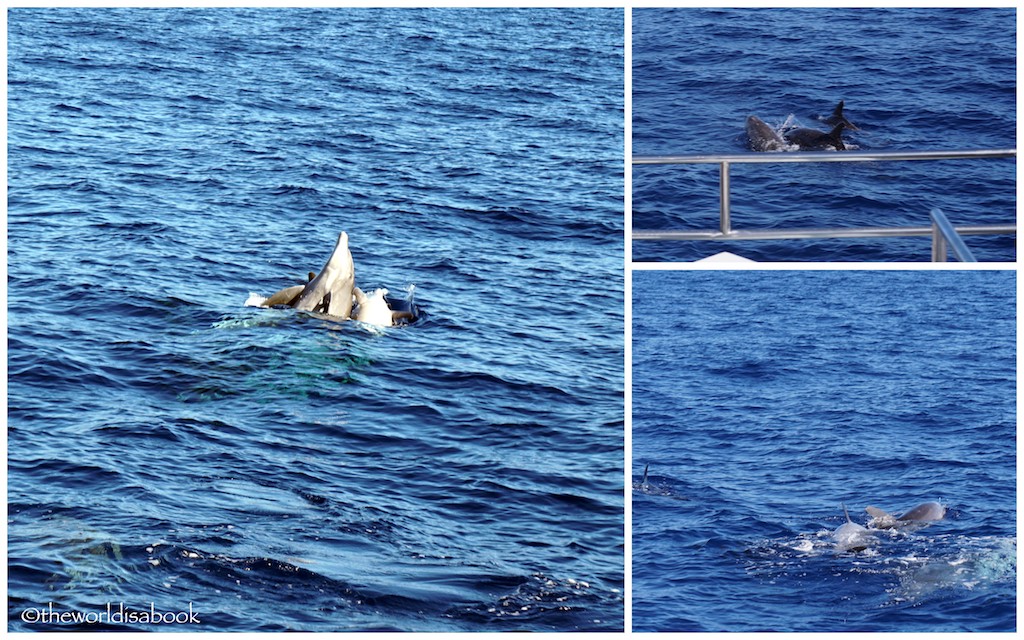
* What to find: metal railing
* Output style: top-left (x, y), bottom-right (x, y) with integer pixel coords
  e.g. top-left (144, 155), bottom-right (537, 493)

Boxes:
top-left (930, 208), bottom-right (977, 263)
top-left (633, 148), bottom-right (1016, 260)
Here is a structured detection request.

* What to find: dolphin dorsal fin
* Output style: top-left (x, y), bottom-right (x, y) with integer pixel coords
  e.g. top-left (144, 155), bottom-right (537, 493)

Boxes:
top-left (828, 122), bottom-right (847, 150)
top-left (832, 100), bottom-right (845, 117)
top-left (841, 502), bottom-right (853, 523)
top-left (641, 464), bottom-right (649, 486)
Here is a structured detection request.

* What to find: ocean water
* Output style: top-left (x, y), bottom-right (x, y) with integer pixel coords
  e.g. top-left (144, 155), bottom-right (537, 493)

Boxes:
top-left (632, 8), bottom-right (1016, 262)
top-left (632, 270), bottom-right (1016, 632)
top-left (7, 8), bottom-right (624, 632)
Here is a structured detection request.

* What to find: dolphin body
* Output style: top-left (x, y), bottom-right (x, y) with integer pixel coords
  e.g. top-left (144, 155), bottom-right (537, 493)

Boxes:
top-left (259, 232), bottom-right (355, 319)
top-left (865, 502), bottom-right (945, 530)
top-left (834, 503), bottom-right (874, 552)
top-left (260, 272), bottom-right (316, 308)
top-left (823, 99), bottom-right (860, 131)
top-left (784, 121), bottom-right (847, 151)
top-left (293, 231), bottom-right (356, 318)
top-left (352, 287), bottom-right (393, 327)
top-left (745, 115), bottom-right (788, 152)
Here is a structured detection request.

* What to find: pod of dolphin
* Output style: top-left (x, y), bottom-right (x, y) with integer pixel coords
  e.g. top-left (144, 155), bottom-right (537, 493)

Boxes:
top-left (254, 231), bottom-right (413, 327)
top-left (746, 100), bottom-right (859, 152)
top-left (834, 501), bottom-right (946, 553)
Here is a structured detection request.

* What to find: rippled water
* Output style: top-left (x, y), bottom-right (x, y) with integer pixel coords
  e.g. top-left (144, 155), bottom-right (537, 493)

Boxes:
top-left (633, 8), bottom-right (1016, 261)
top-left (8, 8), bottom-right (624, 631)
top-left (632, 270), bottom-right (1016, 632)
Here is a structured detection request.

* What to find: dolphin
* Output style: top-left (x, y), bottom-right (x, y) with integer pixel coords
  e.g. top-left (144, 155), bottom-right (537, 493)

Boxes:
top-left (784, 121), bottom-right (847, 150)
top-left (865, 502), bottom-right (945, 530)
top-left (632, 464), bottom-right (652, 493)
top-left (260, 272), bottom-right (316, 308)
top-left (745, 115), bottom-right (788, 152)
top-left (250, 232), bottom-right (419, 324)
top-left (783, 121), bottom-right (847, 151)
top-left (352, 287), bottom-right (393, 327)
top-left (823, 99), bottom-right (860, 131)
top-left (293, 231), bottom-right (355, 318)
top-left (834, 503), bottom-right (874, 552)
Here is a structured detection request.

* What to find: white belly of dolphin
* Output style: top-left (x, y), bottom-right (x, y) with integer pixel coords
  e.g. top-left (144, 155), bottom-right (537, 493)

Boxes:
top-left (353, 287), bottom-right (393, 327)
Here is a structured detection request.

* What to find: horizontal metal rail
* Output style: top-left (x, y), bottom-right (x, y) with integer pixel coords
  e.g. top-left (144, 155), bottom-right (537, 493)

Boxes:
top-left (633, 148), bottom-right (1017, 165)
top-left (633, 223), bottom-right (1016, 242)
top-left (632, 148), bottom-right (1016, 259)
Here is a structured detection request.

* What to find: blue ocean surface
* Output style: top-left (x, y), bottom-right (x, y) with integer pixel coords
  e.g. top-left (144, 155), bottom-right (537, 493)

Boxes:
top-left (632, 8), bottom-right (1016, 262)
top-left (8, 8), bottom-right (624, 632)
top-left (632, 270), bottom-right (1016, 632)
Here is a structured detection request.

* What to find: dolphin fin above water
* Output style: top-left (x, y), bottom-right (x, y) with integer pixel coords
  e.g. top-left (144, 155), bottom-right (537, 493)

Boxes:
top-left (825, 121), bottom-right (847, 150)
top-left (633, 463), bottom-right (652, 494)
top-left (834, 502), bottom-right (873, 552)
top-left (824, 99), bottom-right (860, 131)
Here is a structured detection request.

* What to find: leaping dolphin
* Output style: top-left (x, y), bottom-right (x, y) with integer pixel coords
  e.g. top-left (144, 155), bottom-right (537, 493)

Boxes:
top-left (745, 115), bottom-right (788, 152)
top-left (823, 99), bottom-right (860, 131)
top-left (865, 502), bottom-right (945, 530)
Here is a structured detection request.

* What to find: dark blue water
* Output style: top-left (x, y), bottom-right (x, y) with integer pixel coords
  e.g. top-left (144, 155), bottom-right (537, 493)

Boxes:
top-left (632, 270), bottom-right (1016, 632)
top-left (632, 8), bottom-right (1016, 262)
top-left (8, 8), bottom-right (624, 631)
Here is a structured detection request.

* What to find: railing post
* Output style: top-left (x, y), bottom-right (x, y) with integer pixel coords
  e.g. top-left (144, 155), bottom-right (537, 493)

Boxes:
top-left (720, 161), bottom-right (731, 235)
top-left (930, 208), bottom-right (977, 262)
top-left (931, 223), bottom-right (947, 262)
